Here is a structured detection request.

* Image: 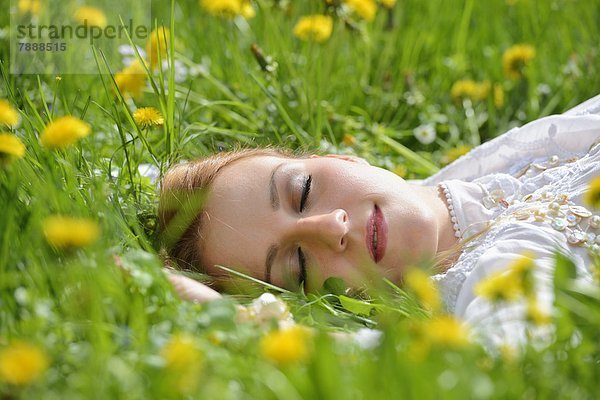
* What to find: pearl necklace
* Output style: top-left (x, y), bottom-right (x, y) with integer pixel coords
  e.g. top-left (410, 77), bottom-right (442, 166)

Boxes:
top-left (438, 183), bottom-right (462, 239)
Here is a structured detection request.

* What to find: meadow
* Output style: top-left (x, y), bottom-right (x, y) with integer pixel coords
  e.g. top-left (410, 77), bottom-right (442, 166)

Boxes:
top-left (1, 0), bottom-right (600, 398)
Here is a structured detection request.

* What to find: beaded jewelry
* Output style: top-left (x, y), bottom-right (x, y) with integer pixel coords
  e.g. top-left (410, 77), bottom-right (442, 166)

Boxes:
top-left (498, 191), bottom-right (600, 255)
top-left (438, 182), bottom-right (462, 239)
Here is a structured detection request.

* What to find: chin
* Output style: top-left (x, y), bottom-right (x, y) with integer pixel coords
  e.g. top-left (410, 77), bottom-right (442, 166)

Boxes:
top-left (383, 259), bottom-right (409, 282)
top-left (358, 254), bottom-right (403, 283)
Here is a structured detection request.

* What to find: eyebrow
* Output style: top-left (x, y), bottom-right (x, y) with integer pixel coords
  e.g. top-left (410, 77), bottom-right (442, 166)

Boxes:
top-left (269, 162), bottom-right (284, 210)
top-left (265, 162), bottom-right (285, 282)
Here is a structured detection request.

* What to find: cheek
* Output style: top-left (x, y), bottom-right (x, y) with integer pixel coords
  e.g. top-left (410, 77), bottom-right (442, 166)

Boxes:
top-left (309, 251), bottom-right (372, 289)
top-left (201, 220), bottom-right (269, 280)
top-left (319, 167), bottom-right (386, 202)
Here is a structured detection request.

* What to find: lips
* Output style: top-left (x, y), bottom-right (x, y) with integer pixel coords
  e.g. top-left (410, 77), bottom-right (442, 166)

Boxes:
top-left (366, 205), bottom-right (388, 263)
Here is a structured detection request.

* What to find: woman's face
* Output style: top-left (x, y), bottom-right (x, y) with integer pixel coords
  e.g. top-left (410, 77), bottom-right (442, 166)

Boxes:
top-left (199, 155), bottom-right (439, 291)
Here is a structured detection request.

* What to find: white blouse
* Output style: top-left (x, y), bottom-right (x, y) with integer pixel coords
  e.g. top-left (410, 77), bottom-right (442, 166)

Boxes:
top-left (422, 95), bottom-right (600, 349)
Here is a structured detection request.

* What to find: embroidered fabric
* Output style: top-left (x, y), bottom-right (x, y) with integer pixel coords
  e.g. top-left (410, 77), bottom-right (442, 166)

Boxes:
top-left (425, 96), bottom-right (600, 316)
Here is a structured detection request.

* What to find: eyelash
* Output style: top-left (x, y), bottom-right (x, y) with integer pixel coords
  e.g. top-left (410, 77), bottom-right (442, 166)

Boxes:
top-left (297, 247), bottom-right (306, 289)
top-left (297, 174), bottom-right (312, 289)
top-left (299, 175), bottom-right (312, 212)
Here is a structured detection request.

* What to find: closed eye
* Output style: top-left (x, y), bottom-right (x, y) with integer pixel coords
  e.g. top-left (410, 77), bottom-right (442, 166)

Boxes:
top-left (299, 175), bottom-right (312, 212)
top-left (298, 247), bottom-right (307, 290)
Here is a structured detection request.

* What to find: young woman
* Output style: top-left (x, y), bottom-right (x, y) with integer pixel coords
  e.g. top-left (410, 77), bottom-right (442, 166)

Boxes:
top-left (159, 95), bottom-right (600, 348)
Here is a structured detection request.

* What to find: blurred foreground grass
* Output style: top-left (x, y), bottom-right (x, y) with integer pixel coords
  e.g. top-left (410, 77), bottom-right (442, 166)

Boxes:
top-left (1, 0), bottom-right (599, 398)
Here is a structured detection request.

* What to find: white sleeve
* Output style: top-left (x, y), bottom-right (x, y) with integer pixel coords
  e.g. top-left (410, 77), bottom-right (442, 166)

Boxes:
top-left (422, 96), bottom-right (600, 185)
top-left (451, 223), bottom-right (591, 351)
top-left (563, 93), bottom-right (600, 116)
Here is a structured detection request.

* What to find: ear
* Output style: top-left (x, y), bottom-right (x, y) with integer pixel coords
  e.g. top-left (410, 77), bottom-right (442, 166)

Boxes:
top-left (310, 154), bottom-right (370, 166)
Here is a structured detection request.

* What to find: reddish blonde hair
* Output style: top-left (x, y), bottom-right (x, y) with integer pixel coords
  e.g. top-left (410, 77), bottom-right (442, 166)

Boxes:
top-left (158, 147), bottom-right (294, 273)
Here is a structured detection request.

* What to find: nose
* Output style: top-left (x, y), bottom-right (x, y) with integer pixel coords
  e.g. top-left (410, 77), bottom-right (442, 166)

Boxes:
top-left (295, 209), bottom-right (349, 252)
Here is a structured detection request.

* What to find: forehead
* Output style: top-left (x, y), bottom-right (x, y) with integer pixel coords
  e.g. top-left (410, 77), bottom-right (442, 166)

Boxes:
top-left (199, 155), bottom-right (286, 279)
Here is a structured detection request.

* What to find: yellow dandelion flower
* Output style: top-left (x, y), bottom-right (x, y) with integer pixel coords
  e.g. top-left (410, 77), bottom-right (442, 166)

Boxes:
top-left (200, 0), bottom-right (255, 18)
top-left (240, 0), bottom-right (255, 19)
top-left (345, 0), bottom-right (377, 21)
top-left (0, 133), bottom-right (26, 162)
top-left (584, 176), bottom-right (600, 209)
top-left (0, 341), bottom-right (49, 385)
top-left (403, 269), bottom-right (441, 311)
top-left (410, 315), bottom-right (470, 360)
top-left (502, 44), bottom-right (535, 80)
top-left (442, 145), bottom-right (471, 165)
top-left (133, 107), bottom-right (164, 129)
top-left (380, 0), bottom-right (397, 9)
top-left (0, 99), bottom-right (20, 128)
top-left (424, 315), bottom-right (471, 348)
top-left (508, 252), bottom-right (535, 274)
top-left (493, 83), bottom-right (505, 108)
top-left (18, 0), bottom-right (41, 15)
top-left (201, 0), bottom-right (238, 14)
top-left (73, 6), bottom-right (108, 28)
top-left (260, 325), bottom-right (312, 365)
top-left (526, 297), bottom-right (551, 326)
top-left (145, 27), bottom-right (170, 69)
top-left (507, 252), bottom-right (535, 295)
top-left (161, 334), bottom-right (203, 393)
top-left (475, 270), bottom-right (522, 302)
top-left (342, 133), bottom-right (356, 146)
top-left (43, 216), bottom-right (100, 249)
top-left (293, 15), bottom-right (334, 43)
top-left (474, 253), bottom-right (535, 303)
top-left (451, 79), bottom-right (489, 102)
top-left (451, 80), bottom-right (477, 101)
top-left (115, 60), bottom-right (147, 99)
top-left (39, 116), bottom-right (91, 150)
top-left (162, 334), bottom-right (203, 370)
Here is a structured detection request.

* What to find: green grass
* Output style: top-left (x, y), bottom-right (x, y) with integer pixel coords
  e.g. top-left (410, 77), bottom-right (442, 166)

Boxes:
top-left (1, 0), bottom-right (600, 398)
